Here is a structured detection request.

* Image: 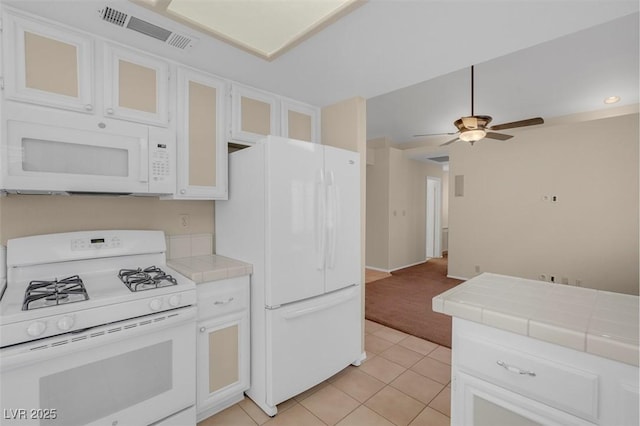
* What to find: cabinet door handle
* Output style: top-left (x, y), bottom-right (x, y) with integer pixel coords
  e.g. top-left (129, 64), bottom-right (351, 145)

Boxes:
top-left (496, 360), bottom-right (536, 377)
top-left (84, 104), bottom-right (93, 111)
top-left (106, 108), bottom-right (114, 115)
top-left (214, 297), bottom-right (234, 306)
top-left (199, 327), bottom-right (206, 333)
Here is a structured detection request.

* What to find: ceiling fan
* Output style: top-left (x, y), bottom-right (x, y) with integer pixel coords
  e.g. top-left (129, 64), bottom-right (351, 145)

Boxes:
top-left (413, 65), bottom-right (544, 146)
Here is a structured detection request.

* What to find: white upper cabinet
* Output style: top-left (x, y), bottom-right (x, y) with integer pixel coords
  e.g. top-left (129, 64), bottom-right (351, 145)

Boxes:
top-left (230, 83), bottom-right (279, 144)
top-left (280, 98), bottom-right (320, 144)
top-left (103, 44), bottom-right (170, 127)
top-left (2, 10), bottom-right (94, 113)
top-left (173, 67), bottom-right (227, 200)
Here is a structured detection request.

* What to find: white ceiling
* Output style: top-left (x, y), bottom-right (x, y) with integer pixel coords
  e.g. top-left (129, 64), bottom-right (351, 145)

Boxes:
top-left (367, 11), bottom-right (640, 147)
top-left (6, 0), bottom-right (639, 148)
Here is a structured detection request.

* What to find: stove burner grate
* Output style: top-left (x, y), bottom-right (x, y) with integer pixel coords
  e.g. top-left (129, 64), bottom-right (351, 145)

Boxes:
top-left (118, 266), bottom-right (178, 292)
top-left (22, 275), bottom-right (90, 311)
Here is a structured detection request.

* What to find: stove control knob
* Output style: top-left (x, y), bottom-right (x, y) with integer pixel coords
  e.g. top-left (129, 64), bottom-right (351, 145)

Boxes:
top-left (168, 295), bottom-right (181, 307)
top-left (27, 321), bottom-right (46, 337)
top-left (57, 316), bottom-right (74, 331)
top-left (149, 299), bottom-right (163, 311)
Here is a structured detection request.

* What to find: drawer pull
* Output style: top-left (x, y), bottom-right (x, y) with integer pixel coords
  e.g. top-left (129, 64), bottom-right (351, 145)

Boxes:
top-left (214, 297), bottom-right (234, 306)
top-left (497, 360), bottom-right (536, 377)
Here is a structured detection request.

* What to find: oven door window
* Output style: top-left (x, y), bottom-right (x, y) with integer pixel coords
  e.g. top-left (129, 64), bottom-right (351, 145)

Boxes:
top-left (39, 341), bottom-right (172, 426)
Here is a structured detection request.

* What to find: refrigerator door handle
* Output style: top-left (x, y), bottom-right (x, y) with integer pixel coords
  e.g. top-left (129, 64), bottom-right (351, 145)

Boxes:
top-left (316, 169), bottom-right (326, 270)
top-left (326, 171), bottom-right (338, 269)
top-left (281, 287), bottom-right (357, 320)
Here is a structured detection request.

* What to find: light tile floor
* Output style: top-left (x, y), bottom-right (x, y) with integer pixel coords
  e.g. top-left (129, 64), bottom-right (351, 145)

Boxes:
top-left (198, 320), bottom-right (451, 426)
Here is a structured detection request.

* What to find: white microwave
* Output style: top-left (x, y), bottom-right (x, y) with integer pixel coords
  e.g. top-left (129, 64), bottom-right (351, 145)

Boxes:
top-left (1, 108), bottom-right (175, 195)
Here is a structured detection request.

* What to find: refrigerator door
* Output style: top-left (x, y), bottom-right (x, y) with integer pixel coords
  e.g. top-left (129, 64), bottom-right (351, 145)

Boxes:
top-left (324, 146), bottom-right (361, 293)
top-left (265, 138), bottom-right (325, 307)
top-left (265, 285), bottom-right (361, 407)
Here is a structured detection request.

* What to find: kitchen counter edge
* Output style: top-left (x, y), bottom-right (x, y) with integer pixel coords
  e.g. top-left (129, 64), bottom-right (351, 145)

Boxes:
top-left (168, 254), bottom-right (252, 284)
top-left (432, 272), bottom-right (639, 366)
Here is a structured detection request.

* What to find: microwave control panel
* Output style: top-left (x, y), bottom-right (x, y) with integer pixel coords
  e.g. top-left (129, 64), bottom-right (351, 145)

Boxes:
top-left (151, 144), bottom-right (171, 181)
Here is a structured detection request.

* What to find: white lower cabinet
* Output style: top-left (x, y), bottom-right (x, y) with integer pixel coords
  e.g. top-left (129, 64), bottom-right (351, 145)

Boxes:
top-left (196, 276), bottom-right (250, 422)
top-left (451, 319), bottom-right (639, 426)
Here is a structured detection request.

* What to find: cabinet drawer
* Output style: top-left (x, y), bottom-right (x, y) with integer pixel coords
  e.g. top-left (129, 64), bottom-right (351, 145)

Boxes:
top-left (197, 276), bottom-right (249, 320)
top-left (456, 334), bottom-right (599, 422)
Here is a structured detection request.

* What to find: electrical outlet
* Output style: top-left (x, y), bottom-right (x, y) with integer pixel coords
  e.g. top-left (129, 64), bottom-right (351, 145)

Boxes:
top-left (539, 274), bottom-right (547, 281)
top-left (179, 214), bottom-right (190, 229)
top-left (551, 195), bottom-right (558, 203)
top-left (550, 275), bottom-right (556, 283)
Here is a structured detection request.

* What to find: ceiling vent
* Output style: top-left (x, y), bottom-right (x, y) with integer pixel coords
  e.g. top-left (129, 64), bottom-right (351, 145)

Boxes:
top-left (99, 6), bottom-right (198, 51)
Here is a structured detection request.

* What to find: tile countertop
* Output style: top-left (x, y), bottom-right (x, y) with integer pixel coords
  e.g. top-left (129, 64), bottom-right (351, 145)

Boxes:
top-left (168, 255), bottom-right (252, 284)
top-left (433, 273), bottom-right (639, 366)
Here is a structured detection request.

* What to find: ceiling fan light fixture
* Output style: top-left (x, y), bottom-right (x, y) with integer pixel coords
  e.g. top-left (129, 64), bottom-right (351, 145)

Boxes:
top-left (459, 129), bottom-right (486, 142)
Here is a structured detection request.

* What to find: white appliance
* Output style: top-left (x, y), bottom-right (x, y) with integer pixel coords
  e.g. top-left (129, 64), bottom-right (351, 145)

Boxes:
top-left (0, 245), bottom-right (5, 300)
top-left (216, 136), bottom-right (363, 416)
top-left (1, 104), bottom-right (175, 195)
top-left (0, 230), bottom-right (197, 426)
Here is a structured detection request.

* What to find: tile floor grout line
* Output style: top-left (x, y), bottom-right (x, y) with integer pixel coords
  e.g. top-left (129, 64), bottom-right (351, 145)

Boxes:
top-left (200, 326), bottom-right (451, 425)
top-left (237, 400), bottom-right (260, 425)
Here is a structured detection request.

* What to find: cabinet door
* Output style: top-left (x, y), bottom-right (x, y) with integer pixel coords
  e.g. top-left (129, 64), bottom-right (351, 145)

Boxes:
top-left (196, 311), bottom-right (250, 416)
top-left (453, 372), bottom-right (596, 426)
top-left (174, 68), bottom-right (228, 199)
top-left (2, 10), bottom-right (94, 113)
top-left (103, 44), bottom-right (169, 126)
top-left (281, 99), bottom-right (320, 143)
top-left (230, 84), bottom-right (278, 144)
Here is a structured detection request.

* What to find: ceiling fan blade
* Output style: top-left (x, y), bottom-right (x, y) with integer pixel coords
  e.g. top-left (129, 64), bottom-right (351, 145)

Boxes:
top-left (485, 132), bottom-right (513, 141)
top-left (440, 137), bottom-right (460, 146)
top-left (413, 132), bottom-right (457, 137)
top-left (490, 117), bottom-right (544, 131)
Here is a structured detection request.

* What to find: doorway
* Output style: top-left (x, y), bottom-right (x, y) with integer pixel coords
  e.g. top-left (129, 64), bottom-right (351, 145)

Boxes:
top-left (425, 176), bottom-right (442, 258)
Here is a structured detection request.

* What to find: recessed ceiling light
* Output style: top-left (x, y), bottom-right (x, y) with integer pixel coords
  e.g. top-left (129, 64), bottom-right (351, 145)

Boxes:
top-left (604, 96), bottom-right (621, 104)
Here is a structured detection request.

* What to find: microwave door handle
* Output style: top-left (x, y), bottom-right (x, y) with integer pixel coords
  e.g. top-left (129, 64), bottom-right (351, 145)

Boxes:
top-left (139, 138), bottom-right (149, 183)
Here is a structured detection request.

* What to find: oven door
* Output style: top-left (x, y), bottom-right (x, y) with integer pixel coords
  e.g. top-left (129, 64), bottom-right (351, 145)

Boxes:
top-left (0, 307), bottom-right (196, 426)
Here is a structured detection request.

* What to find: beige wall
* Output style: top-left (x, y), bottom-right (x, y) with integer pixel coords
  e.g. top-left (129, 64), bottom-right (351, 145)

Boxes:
top-left (442, 170), bottom-right (449, 229)
top-left (366, 144), bottom-right (443, 271)
top-left (365, 139), bottom-right (391, 269)
top-left (321, 96), bottom-right (367, 354)
top-left (0, 195), bottom-right (214, 244)
top-left (448, 112), bottom-right (639, 295)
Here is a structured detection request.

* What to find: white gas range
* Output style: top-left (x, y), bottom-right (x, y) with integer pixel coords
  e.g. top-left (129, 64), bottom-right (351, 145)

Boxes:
top-left (0, 230), bottom-right (197, 426)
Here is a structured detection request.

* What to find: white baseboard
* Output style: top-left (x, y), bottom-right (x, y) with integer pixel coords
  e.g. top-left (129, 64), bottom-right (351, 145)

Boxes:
top-left (447, 274), bottom-right (468, 281)
top-left (390, 260), bottom-right (427, 272)
top-left (365, 265), bottom-right (391, 273)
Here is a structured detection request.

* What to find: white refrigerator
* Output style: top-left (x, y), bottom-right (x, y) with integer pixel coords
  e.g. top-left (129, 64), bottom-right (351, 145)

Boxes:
top-left (216, 136), bottom-right (363, 416)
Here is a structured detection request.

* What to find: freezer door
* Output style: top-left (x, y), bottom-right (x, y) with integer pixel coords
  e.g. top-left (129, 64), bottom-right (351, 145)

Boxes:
top-left (324, 146), bottom-right (361, 293)
top-left (265, 286), bottom-right (361, 407)
top-left (265, 138), bottom-right (325, 307)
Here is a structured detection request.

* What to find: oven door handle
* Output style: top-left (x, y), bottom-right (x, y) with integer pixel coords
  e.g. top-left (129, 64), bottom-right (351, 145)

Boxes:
top-left (0, 307), bottom-right (196, 371)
